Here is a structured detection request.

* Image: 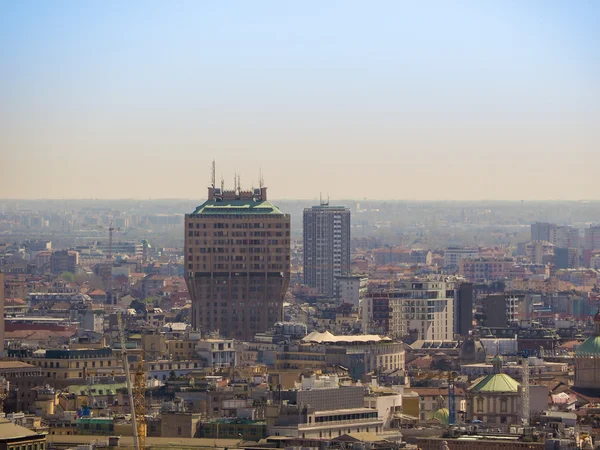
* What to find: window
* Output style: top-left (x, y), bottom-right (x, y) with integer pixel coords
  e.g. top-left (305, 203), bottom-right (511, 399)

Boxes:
top-left (476, 397), bottom-right (484, 413)
top-left (500, 398), bottom-right (507, 413)
top-left (177, 427), bottom-right (182, 436)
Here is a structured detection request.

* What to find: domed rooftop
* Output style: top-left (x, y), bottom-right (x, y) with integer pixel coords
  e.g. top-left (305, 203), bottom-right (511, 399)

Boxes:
top-left (576, 336), bottom-right (600, 356)
top-left (459, 336), bottom-right (486, 363)
top-left (468, 373), bottom-right (520, 393)
top-left (576, 311), bottom-right (600, 356)
top-left (428, 408), bottom-right (449, 425)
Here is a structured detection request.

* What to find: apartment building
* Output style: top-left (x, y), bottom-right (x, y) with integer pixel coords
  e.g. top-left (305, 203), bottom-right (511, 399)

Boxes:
top-left (459, 258), bottom-right (514, 282)
top-left (531, 222), bottom-right (579, 248)
top-left (481, 294), bottom-right (526, 328)
top-left (8, 348), bottom-right (120, 385)
top-left (335, 275), bottom-right (367, 308)
top-left (196, 339), bottom-right (236, 368)
top-left (185, 184), bottom-right (290, 340)
top-left (303, 204), bottom-right (351, 297)
top-left (363, 276), bottom-right (460, 341)
top-left (50, 250), bottom-right (78, 274)
top-left (584, 226), bottom-right (600, 250)
top-left (444, 247), bottom-right (479, 268)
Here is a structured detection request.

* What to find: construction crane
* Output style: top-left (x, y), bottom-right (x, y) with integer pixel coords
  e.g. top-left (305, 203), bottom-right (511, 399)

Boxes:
top-left (134, 360), bottom-right (147, 450)
top-left (108, 219), bottom-right (115, 260)
top-left (117, 313), bottom-right (142, 450)
top-left (448, 371), bottom-right (458, 426)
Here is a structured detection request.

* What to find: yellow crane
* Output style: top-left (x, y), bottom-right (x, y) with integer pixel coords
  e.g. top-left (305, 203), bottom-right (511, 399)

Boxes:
top-left (117, 313), bottom-right (145, 450)
top-left (134, 360), bottom-right (147, 450)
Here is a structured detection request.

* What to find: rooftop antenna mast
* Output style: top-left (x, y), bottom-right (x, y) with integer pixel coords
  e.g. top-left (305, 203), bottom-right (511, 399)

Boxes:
top-left (259, 169), bottom-right (264, 189)
top-left (221, 176), bottom-right (224, 192)
top-left (237, 174), bottom-right (241, 192)
top-left (319, 193), bottom-right (328, 207)
top-left (211, 160), bottom-right (216, 188)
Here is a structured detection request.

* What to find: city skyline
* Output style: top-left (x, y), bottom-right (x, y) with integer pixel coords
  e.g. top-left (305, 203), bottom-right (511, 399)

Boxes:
top-left (2, 1), bottom-right (599, 201)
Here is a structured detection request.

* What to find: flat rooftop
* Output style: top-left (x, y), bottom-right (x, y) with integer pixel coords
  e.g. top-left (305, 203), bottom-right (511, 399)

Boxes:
top-left (190, 199), bottom-right (284, 215)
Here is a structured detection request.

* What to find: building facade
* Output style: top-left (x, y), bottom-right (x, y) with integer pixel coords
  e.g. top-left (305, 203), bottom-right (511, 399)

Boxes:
top-left (303, 204), bottom-right (351, 297)
top-left (459, 258), bottom-right (514, 282)
top-left (363, 276), bottom-right (459, 341)
top-left (584, 226), bottom-right (600, 251)
top-left (444, 247), bottom-right (479, 268)
top-left (481, 294), bottom-right (525, 328)
top-left (185, 185), bottom-right (290, 340)
top-left (50, 250), bottom-right (78, 274)
top-left (531, 222), bottom-right (579, 248)
top-left (335, 276), bottom-right (367, 308)
top-left (454, 282), bottom-right (473, 338)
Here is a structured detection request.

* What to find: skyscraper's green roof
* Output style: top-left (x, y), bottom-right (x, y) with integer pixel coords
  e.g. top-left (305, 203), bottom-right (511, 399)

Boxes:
top-left (190, 199), bottom-right (284, 215)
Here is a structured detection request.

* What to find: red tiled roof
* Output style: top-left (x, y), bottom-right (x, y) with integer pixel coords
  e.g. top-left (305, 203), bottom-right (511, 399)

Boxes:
top-left (409, 387), bottom-right (466, 397)
top-left (5, 298), bottom-right (25, 305)
top-left (88, 289), bottom-right (106, 296)
top-left (6, 329), bottom-right (75, 340)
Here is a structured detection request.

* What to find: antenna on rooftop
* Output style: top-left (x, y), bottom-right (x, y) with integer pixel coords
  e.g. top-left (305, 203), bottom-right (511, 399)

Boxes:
top-left (259, 169), bottom-right (264, 189)
top-left (220, 176), bottom-right (224, 192)
top-left (237, 174), bottom-right (241, 192)
top-left (319, 193), bottom-right (329, 207)
top-left (211, 160), bottom-right (216, 188)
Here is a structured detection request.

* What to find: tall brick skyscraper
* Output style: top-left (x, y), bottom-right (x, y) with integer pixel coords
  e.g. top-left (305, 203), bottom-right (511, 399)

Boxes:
top-left (185, 183), bottom-right (290, 340)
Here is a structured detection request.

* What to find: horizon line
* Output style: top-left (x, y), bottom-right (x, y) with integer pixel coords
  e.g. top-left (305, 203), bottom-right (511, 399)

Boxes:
top-left (1, 197), bottom-right (600, 203)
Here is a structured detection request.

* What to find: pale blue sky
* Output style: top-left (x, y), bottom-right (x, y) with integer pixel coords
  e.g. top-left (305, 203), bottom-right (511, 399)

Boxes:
top-left (1, 1), bottom-right (598, 200)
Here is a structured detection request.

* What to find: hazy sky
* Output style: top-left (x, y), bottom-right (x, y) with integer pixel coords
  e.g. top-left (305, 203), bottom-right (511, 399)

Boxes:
top-left (1, 1), bottom-right (599, 201)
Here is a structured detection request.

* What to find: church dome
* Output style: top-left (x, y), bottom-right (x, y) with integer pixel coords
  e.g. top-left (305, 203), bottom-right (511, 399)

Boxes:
top-left (468, 373), bottom-right (520, 393)
top-left (459, 335), bottom-right (486, 363)
top-left (576, 336), bottom-right (600, 356)
top-left (576, 311), bottom-right (600, 356)
top-left (428, 408), bottom-right (449, 425)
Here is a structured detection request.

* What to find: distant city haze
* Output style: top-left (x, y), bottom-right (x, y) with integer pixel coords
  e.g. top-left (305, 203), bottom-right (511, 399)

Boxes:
top-left (1, 1), bottom-right (598, 200)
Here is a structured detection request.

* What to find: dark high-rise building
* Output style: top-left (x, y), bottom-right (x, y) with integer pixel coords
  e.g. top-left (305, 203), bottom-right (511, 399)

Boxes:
top-left (184, 184), bottom-right (290, 340)
top-left (454, 282), bottom-right (473, 337)
top-left (50, 250), bottom-right (79, 274)
top-left (303, 204), bottom-right (351, 297)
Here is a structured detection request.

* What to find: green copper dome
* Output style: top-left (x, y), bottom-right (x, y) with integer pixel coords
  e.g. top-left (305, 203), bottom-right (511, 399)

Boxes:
top-left (428, 408), bottom-right (449, 425)
top-left (469, 373), bottom-right (520, 393)
top-left (576, 336), bottom-right (600, 356)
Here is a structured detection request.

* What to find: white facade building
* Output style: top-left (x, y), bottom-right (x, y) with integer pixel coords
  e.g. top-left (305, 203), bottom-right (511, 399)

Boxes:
top-left (363, 276), bottom-right (460, 341)
top-left (196, 339), bottom-right (236, 368)
top-left (335, 276), bottom-right (368, 308)
top-left (444, 247), bottom-right (479, 268)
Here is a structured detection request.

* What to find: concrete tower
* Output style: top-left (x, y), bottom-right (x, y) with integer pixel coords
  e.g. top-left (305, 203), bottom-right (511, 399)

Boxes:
top-left (303, 202), bottom-right (351, 297)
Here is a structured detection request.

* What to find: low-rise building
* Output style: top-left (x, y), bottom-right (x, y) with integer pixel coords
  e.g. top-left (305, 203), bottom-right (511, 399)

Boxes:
top-left (8, 348), bottom-right (120, 385)
top-left (0, 417), bottom-right (47, 449)
top-left (196, 339), bottom-right (236, 368)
